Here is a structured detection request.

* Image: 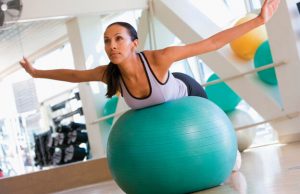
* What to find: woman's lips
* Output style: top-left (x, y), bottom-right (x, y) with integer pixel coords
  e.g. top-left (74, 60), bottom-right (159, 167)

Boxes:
top-left (110, 52), bottom-right (120, 57)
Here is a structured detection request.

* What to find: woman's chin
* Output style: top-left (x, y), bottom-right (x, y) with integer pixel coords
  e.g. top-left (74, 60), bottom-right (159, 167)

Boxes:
top-left (110, 58), bottom-right (122, 64)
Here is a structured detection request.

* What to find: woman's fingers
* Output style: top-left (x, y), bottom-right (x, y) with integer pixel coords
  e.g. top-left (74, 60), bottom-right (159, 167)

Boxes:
top-left (23, 57), bottom-right (30, 64)
top-left (19, 57), bottom-right (30, 67)
top-left (260, 0), bottom-right (280, 23)
top-left (19, 59), bottom-right (25, 66)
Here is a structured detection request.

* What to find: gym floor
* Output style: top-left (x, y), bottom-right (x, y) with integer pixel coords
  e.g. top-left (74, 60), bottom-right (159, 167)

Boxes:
top-left (54, 141), bottom-right (300, 194)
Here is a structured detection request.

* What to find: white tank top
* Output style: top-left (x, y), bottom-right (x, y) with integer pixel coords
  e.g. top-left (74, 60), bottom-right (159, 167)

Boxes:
top-left (120, 52), bottom-right (188, 109)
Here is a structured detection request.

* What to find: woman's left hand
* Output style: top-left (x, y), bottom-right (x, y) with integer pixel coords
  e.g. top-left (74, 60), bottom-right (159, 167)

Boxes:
top-left (259, 0), bottom-right (281, 24)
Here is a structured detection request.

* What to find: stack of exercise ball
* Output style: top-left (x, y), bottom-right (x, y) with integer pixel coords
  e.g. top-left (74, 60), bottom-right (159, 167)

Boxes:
top-left (107, 97), bottom-right (237, 194)
top-left (204, 13), bottom-right (276, 153)
top-left (205, 75), bottom-right (256, 151)
top-left (230, 13), bottom-right (278, 85)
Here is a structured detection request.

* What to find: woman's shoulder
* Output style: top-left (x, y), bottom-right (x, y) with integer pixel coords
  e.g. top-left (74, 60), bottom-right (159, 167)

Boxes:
top-left (140, 50), bottom-right (164, 67)
top-left (141, 49), bottom-right (162, 56)
top-left (140, 50), bottom-right (153, 57)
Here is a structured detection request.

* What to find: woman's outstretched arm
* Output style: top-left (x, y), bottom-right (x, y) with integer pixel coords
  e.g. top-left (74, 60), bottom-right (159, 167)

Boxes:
top-left (152, 0), bottom-right (280, 71)
top-left (19, 57), bottom-right (108, 83)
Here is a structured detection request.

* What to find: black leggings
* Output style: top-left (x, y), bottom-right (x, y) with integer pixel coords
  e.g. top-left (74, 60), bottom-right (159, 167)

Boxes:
top-left (172, 72), bottom-right (207, 99)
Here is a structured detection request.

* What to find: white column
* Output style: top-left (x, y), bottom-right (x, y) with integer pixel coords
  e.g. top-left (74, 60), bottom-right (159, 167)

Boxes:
top-left (266, 0), bottom-right (300, 143)
top-left (66, 17), bottom-right (106, 158)
top-left (137, 9), bottom-right (177, 50)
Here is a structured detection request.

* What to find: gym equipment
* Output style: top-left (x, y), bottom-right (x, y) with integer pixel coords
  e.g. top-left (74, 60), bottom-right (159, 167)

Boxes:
top-left (67, 130), bottom-right (88, 145)
top-left (50, 92), bottom-right (80, 112)
top-left (69, 122), bottom-right (86, 130)
top-left (52, 148), bottom-right (65, 165)
top-left (64, 145), bottom-right (87, 163)
top-left (53, 107), bottom-right (84, 125)
top-left (0, 0), bottom-right (23, 28)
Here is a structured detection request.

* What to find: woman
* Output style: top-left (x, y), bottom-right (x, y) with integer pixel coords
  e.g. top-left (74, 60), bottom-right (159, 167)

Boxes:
top-left (20, 0), bottom-right (280, 110)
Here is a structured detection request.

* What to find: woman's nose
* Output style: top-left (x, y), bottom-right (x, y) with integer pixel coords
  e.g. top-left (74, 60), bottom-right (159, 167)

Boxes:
top-left (110, 40), bottom-right (117, 50)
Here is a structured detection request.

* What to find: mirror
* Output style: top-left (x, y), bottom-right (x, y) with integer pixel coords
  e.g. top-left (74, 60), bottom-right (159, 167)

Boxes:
top-left (0, 6), bottom-right (142, 177)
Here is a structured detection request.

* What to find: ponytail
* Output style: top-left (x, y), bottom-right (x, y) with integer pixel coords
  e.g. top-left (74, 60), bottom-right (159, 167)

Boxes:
top-left (104, 62), bottom-right (121, 98)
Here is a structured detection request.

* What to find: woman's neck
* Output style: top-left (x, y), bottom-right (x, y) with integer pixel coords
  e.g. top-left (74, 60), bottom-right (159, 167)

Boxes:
top-left (118, 52), bottom-right (142, 81)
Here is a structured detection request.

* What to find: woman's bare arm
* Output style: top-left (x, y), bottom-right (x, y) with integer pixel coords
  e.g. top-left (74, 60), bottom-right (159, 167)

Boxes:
top-left (19, 57), bottom-right (108, 83)
top-left (152, 0), bottom-right (280, 72)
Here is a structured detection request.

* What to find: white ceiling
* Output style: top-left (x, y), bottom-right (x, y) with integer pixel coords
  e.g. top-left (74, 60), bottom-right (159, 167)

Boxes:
top-left (0, 0), bottom-right (148, 75)
top-left (0, 19), bottom-right (68, 73)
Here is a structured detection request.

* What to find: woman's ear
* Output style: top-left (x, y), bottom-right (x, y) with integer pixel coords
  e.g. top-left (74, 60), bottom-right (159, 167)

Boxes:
top-left (133, 39), bottom-right (139, 49)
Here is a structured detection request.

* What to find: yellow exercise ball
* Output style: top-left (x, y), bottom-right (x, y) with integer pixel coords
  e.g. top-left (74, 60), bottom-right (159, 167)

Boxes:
top-left (230, 14), bottom-right (268, 60)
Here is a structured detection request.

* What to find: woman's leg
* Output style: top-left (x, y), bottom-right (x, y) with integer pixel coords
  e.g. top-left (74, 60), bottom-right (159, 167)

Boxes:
top-left (172, 72), bottom-right (208, 99)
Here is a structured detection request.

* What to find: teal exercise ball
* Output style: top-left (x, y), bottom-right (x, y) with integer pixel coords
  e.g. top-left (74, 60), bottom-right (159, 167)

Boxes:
top-left (107, 97), bottom-right (237, 194)
top-left (254, 40), bottom-right (278, 85)
top-left (205, 74), bottom-right (241, 113)
top-left (102, 96), bottom-right (118, 125)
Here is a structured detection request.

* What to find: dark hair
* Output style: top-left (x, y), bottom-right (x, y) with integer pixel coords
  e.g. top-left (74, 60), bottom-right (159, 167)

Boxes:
top-left (104, 22), bottom-right (138, 98)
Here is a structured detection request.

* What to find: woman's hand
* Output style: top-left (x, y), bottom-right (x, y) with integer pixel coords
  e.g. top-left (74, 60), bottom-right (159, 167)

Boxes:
top-left (19, 57), bottom-right (36, 77)
top-left (259, 0), bottom-right (281, 24)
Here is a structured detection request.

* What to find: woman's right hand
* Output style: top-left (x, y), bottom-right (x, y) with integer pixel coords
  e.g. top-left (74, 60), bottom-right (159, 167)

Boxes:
top-left (19, 57), bottom-right (36, 77)
top-left (259, 0), bottom-right (280, 24)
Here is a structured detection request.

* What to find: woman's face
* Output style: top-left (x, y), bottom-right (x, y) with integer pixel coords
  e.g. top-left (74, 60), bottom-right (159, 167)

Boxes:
top-left (104, 25), bottom-right (137, 64)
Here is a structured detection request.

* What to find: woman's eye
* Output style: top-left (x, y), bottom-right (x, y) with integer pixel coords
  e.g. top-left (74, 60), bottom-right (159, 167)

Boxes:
top-left (104, 39), bottom-right (110, 44)
top-left (116, 36), bottom-right (123, 41)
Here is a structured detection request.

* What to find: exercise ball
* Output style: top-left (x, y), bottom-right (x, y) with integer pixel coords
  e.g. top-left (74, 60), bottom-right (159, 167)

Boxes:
top-left (227, 109), bottom-right (256, 152)
top-left (107, 97), bottom-right (237, 194)
top-left (254, 40), bottom-right (278, 85)
top-left (205, 73), bottom-right (241, 113)
top-left (230, 14), bottom-right (268, 60)
top-left (102, 96), bottom-right (118, 125)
